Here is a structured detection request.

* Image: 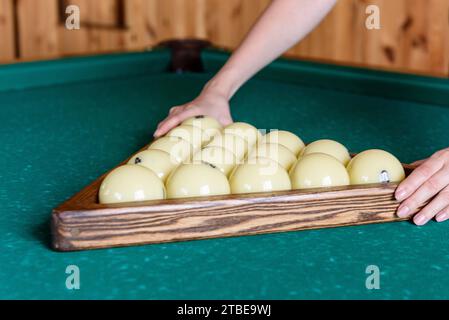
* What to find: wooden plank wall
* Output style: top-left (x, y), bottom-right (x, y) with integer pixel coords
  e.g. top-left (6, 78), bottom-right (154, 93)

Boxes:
top-left (286, 0), bottom-right (449, 75)
top-left (58, 0), bottom-right (127, 55)
top-left (1, 0), bottom-right (448, 76)
top-left (16, 0), bottom-right (60, 59)
top-left (0, 0), bottom-right (15, 61)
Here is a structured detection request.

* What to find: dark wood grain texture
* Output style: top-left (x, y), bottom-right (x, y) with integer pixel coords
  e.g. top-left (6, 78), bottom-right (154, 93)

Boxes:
top-left (51, 144), bottom-right (417, 251)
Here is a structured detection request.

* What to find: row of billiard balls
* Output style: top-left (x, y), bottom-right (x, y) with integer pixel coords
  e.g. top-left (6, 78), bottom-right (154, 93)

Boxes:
top-left (99, 116), bottom-right (405, 204)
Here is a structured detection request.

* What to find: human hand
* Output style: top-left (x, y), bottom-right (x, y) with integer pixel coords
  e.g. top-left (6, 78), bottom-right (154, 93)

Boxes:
top-left (395, 148), bottom-right (449, 225)
top-left (154, 89), bottom-right (233, 137)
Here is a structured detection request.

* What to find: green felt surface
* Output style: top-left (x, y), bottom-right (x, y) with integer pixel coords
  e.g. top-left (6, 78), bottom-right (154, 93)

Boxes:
top-left (1, 48), bottom-right (449, 299)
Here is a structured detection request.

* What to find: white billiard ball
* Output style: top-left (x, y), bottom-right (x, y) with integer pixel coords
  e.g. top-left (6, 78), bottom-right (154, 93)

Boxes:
top-left (166, 163), bottom-right (230, 199)
top-left (192, 146), bottom-right (237, 176)
top-left (301, 139), bottom-right (351, 165)
top-left (224, 122), bottom-right (261, 147)
top-left (290, 153), bottom-right (350, 189)
top-left (259, 130), bottom-right (305, 156)
top-left (206, 133), bottom-right (248, 160)
top-left (229, 158), bottom-right (291, 194)
top-left (167, 124), bottom-right (209, 150)
top-left (128, 149), bottom-right (177, 182)
top-left (182, 115), bottom-right (222, 139)
top-left (347, 149), bottom-right (405, 185)
top-left (247, 143), bottom-right (297, 170)
top-left (99, 165), bottom-right (166, 204)
top-left (148, 136), bottom-right (193, 163)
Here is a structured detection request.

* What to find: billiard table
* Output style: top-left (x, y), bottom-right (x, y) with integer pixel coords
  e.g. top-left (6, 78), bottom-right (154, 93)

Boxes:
top-left (1, 40), bottom-right (449, 299)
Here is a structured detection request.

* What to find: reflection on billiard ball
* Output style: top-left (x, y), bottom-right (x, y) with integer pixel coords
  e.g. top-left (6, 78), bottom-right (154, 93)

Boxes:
top-left (229, 157), bottom-right (291, 194)
top-left (148, 136), bottom-right (193, 163)
top-left (207, 133), bottom-right (248, 160)
top-left (290, 153), bottom-right (350, 189)
top-left (347, 149), bottom-right (405, 185)
top-left (301, 139), bottom-right (351, 165)
top-left (192, 146), bottom-right (237, 176)
top-left (127, 149), bottom-right (177, 182)
top-left (165, 163), bottom-right (230, 199)
top-left (167, 124), bottom-right (209, 150)
top-left (259, 130), bottom-right (305, 156)
top-left (247, 143), bottom-right (297, 170)
top-left (99, 164), bottom-right (166, 204)
top-left (224, 122), bottom-right (261, 147)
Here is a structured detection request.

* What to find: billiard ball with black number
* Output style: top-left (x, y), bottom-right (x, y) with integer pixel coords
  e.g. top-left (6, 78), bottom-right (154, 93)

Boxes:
top-left (347, 149), bottom-right (405, 185)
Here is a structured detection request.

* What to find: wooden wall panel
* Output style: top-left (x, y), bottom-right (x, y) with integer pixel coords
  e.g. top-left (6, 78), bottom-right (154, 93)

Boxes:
top-left (420, 0), bottom-right (449, 73)
top-left (58, 0), bottom-right (92, 55)
top-left (2, 0), bottom-right (449, 76)
top-left (58, 0), bottom-right (127, 55)
top-left (16, 0), bottom-right (59, 59)
top-left (205, 0), bottom-right (242, 47)
top-left (205, 0), bottom-right (268, 48)
top-left (153, 0), bottom-right (205, 40)
top-left (362, 0), bottom-right (446, 74)
top-left (122, 0), bottom-right (157, 50)
top-left (286, 0), bottom-right (449, 75)
top-left (0, 0), bottom-right (15, 62)
top-left (80, 0), bottom-right (124, 52)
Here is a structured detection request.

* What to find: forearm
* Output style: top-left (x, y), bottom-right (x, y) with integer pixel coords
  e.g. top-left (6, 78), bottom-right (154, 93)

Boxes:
top-left (154, 0), bottom-right (337, 136)
top-left (205, 0), bottom-right (337, 99)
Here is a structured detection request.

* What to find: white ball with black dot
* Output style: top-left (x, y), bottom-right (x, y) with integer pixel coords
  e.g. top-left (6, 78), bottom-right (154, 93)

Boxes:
top-left (192, 146), bottom-right (237, 176)
top-left (128, 149), bottom-right (177, 182)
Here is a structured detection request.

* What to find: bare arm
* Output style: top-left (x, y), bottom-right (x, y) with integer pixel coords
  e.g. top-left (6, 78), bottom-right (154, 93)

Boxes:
top-left (154, 0), bottom-right (337, 137)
